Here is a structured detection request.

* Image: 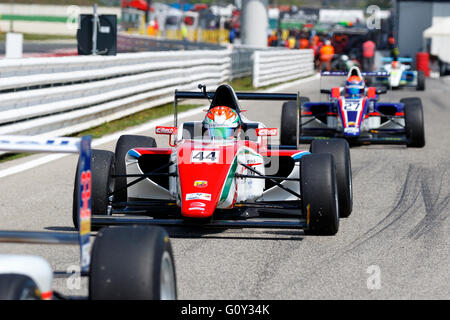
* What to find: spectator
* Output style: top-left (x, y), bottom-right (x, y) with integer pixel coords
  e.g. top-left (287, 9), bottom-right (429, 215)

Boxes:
top-left (362, 38), bottom-right (376, 71)
top-left (319, 40), bottom-right (334, 71)
top-left (268, 31), bottom-right (278, 47)
top-left (181, 23), bottom-right (188, 41)
top-left (229, 27), bottom-right (237, 44)
top-left (299, 37), bottom-right (309, 49)
top-left (387, 34), bottom-right (395, 50)
top-left (310, 35), bottom-right (319, 56)
top-left (288, 34), bottom-right (296, 49)
top-left (388, 35), bottom-right (399, 59)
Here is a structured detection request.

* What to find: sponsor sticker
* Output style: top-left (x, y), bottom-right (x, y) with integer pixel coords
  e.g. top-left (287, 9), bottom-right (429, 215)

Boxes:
top-left (344, 127), bottom-right (359, 134)
top-left (155, 126), bottom-right (177, 135)
top-left (256, 128), bottom-right (278, 136)
top-left (186, 193), bottom-right (211, 201)
top-left (194, 180), bottom-right (208, 188)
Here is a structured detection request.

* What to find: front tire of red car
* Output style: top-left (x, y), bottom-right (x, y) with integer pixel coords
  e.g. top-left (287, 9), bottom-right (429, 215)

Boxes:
top-left (310, 138), bottom-right (353, 218)
top-left (301, 153), bottom-right (339, 236)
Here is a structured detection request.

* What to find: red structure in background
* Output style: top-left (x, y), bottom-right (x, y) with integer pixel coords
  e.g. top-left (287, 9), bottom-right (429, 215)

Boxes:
top-left (416, 52), bottom-right (430, 77)
top-left (122, 0), bottom-right (153, 11)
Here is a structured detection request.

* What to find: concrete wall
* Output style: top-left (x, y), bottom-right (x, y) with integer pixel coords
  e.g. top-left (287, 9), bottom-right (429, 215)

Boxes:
top-left (397, 1), bottom-right (432, 58)
top-left (240, 0), bottom-right (268, 47)
top-left (396, 1), bottom-right (450, 59)
top-left (432, 2), bottom-right (450, 17)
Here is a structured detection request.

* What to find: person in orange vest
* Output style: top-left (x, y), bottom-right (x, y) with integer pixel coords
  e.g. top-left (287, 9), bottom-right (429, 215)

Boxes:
top-left (299, 36), bottom-right (309, 49)
top-left (319, 40), bottom-right (335, 71)
top-left (268, 31), bottom-right (278, 47)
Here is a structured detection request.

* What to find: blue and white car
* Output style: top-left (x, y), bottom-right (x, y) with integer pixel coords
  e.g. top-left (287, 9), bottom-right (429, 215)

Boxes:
top-left (280, 67), bottom-right (425, 148)
top-left (373, 57), bottom-right (425, 91)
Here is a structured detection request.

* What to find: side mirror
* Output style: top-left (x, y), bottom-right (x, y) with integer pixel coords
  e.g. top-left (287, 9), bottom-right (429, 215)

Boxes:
top-left (256, 128), bottom-right (277, 137)
top-left (320, 89), bottom-right (331, 94)
top-left (376, 88), bottom-right (387, 94)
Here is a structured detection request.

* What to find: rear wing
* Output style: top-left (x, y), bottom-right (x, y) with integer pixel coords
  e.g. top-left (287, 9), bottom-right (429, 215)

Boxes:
top-left (381, 57), bottom-right (413, 63)
top-left (321, 71), bottom-right (390, 77)
top-left (173, 87), bottom-right (300, 147)
top-left (0, 135), bottom-right (92, 273)
top-left (175, 91), bottom-right (298, 101)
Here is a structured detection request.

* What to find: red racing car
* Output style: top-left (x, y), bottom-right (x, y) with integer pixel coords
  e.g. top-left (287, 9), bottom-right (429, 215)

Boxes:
top-left (77, 84), bottom-right (353, 235)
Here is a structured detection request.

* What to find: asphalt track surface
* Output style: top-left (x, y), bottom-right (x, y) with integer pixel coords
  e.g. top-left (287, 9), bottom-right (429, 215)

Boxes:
top-left (0, 75), bottom-right (448, 299)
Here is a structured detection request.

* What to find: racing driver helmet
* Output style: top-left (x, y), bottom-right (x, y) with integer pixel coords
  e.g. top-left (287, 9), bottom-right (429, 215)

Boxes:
top-left (345, 75), bottom-right (365, 97)
top-left (203, 106), bottom-right (241, 140)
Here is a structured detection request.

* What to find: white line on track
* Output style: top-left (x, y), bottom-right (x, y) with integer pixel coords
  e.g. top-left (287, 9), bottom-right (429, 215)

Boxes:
top-left (0, 74), bottom-right (319, 179)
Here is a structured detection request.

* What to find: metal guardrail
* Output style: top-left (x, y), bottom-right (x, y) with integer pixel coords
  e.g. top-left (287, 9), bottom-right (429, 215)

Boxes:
top-left (117, 33), bottom-right (273, 81)
top-left (0, 43), bottom-right (314, 138)
top-left (117, 33), bottom-right (225, 52)
top-left (252, 49), bottom-right (315, 88)
top-left (0, 50), bottom-right (230, 137)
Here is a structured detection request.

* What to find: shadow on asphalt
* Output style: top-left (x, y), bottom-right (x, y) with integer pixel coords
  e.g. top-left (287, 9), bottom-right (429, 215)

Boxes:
top-left (165, 227), bottom-right (304, 241)
top-left (45, 226), bottom-right (77, 232)
top-left (44, 225), bottom-right (305, 241)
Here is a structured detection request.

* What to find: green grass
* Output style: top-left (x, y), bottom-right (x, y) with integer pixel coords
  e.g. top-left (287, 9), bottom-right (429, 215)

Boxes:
top-left (0, 33), bottom-right (75, 41)
top-left (72, 102), bottom-right (201, 139)
top-left (0, 152), bottom-right (33, 164)
top-left (228, 77), bottom-right (254, 92)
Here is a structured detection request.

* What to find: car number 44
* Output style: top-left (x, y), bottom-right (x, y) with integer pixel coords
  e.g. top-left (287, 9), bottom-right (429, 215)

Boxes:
top-left (191, 150), bottom-right (220, 163)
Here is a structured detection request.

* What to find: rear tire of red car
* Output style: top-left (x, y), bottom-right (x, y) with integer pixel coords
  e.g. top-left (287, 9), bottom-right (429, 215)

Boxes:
top-left (301, 154), bottom-right (339, 235)
top-left (114, 135), bottom-right (157, 204)
top-left (72, 149), bottom-right (115, 229)
top-left (402, 98), bottom-right (425, 148)
top-left (280, 97), bottom-right (309, 146)
top-left (310, 138), bottom-right (353, 218)
top-left (416, 71), bottom-right (425, 91)
top-left (89, 226), bottom-right (177, 300)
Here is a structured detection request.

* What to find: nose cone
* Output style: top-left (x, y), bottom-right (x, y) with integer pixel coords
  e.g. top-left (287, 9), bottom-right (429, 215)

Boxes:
top-left (177, 142), bottom-right (236, 218)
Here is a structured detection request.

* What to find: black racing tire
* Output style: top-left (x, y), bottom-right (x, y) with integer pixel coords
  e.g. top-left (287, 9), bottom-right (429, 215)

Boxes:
top-left (301, 154), bottom-right (339, 235)
top-left (416, 71), bottom-right (425, 91)
top-left (114, 135), bottom-right (157, 203)
top-left (89, 226), bottom-right (177, 300)
top-left (310, 139), bottom-right (353, 218)
top-left (401, 97), bottom-right (425, 148)
top-left (73, 149), bottom-right (115, 229)
top-left (0, 274), bottom-right (41, 300)
top-left (280, 97), bottom-right (309, 146)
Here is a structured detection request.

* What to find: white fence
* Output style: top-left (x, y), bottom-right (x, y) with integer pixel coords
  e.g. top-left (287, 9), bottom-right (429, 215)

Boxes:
top-left (0, 51), bottom-right (230, 137)
top-left (253, 49), bottom-right (315, 88)
top-left (0, 48), bottom-right (314, 137)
